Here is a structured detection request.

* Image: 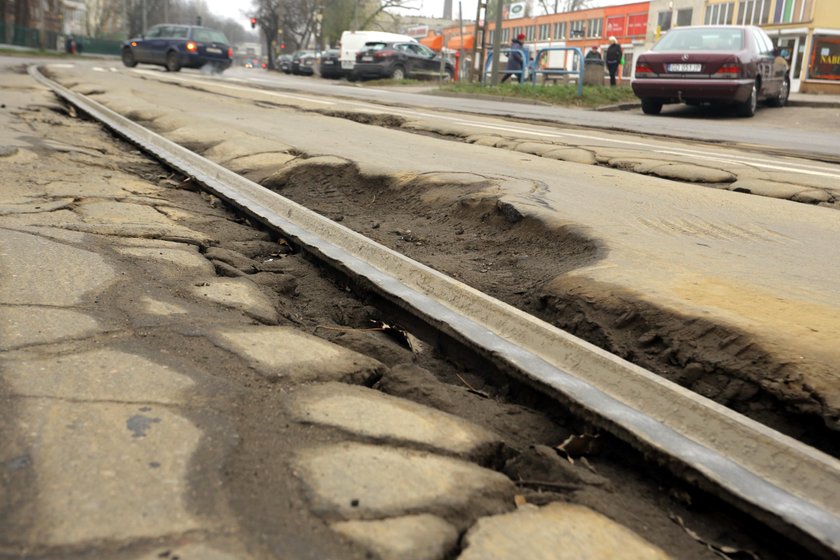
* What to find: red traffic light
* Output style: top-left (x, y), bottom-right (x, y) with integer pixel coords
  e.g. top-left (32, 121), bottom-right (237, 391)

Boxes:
top-left (250, 17), bottom-right (257, 29)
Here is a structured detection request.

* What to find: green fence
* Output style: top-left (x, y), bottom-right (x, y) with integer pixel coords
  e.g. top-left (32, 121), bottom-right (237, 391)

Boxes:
top-left (0, 22), bottom-right (122, 56)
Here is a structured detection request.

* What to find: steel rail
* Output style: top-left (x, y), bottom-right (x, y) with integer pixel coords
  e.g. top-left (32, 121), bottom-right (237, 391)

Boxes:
top-left (30, 65), bottom-right (840, 559)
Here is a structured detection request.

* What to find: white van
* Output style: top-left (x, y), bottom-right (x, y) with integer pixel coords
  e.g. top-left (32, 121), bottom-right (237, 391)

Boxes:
top-left (339, 30), bottom-right (418, 73)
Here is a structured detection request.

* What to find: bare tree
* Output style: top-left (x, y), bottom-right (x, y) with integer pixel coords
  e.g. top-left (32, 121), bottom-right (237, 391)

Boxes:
top-left (536, 0), bottom-right (590, 15)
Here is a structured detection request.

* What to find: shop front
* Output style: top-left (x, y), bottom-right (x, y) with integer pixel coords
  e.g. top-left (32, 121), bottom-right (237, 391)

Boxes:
top-left (805, 31), bottom-right (840, 92)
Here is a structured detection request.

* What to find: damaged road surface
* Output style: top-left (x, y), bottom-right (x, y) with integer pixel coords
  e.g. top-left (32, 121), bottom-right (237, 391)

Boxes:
top-left (1, 58), bottom-right (839, 560)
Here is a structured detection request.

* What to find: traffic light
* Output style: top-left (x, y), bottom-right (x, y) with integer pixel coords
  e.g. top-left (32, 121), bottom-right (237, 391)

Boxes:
top-left (250, 17), bottom-right (257, 29)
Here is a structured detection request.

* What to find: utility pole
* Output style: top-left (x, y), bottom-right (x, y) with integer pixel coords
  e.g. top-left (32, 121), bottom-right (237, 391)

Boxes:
top-left (490, 0), bottom-right (504, 84)
top-left (141, 0), bottom-right (147, 32)
top-left (163, 0), bottom-right (168, 23)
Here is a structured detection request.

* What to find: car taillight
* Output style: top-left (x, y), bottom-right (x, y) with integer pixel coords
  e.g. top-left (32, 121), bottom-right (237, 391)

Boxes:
top-left (186, 41), bottom-right (197, 52)
top-left (227, 47), bottom-right (233, 58)
top-left (374, 50), bottom-right (397, 60)
top-left (131, 41), bottom-right (137, 47)
top-left (712, 63), bottom-right (741, 78)
top-left (635, 62), bottom-right (656, 78)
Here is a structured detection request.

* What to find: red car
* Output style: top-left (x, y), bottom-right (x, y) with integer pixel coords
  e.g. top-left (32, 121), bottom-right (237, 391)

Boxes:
top-left (632, 26), bottom-right (789, 117)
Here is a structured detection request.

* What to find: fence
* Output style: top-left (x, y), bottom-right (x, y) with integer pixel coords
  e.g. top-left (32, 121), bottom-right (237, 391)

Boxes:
top-left (0, 22), bottom-right (122, 56)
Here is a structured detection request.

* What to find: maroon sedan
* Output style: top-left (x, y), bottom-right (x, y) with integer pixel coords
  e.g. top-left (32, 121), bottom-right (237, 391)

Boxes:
top-left (632, 26), bottom-right (789, 117)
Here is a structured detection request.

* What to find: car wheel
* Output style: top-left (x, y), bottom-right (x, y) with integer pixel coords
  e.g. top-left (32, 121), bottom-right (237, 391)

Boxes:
top-left (736, 82), bottom-right (757, 118)
top-left (165, 51), bottom-right (181, 72)
top-left (641, 98), bottom-right (662, 115)
top-left (390, 65), bottom-right (406, 80)
top-left (767, 76), bottom-right (790, 108)
top-left (121, 49), bottom-right (137, 68)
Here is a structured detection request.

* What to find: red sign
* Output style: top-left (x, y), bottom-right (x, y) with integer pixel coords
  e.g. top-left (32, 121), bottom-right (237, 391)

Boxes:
top-left (627, 14), bottom-right (647, 37)
top-left (606, 16), bottom-right (625, 37)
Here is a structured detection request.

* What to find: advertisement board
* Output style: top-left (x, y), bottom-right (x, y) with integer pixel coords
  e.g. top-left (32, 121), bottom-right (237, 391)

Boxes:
top-left (810, 37), bottom-right (840, 80)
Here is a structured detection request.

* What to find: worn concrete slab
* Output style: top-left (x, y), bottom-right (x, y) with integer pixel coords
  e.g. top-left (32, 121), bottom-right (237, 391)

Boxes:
top-left (0, 306), bottom-right (103, 350)
top-left (2, 349), bottom-right (195, 404)
top-left (459, 502), bottom-right (670, 560)
top-left (138, 295), bottom-right (190, 316)
top-left (115, 245), bottom-right (215, 278)
top-left (295, 443), bottom-right (515, 527)
top-left (332, 514), bottom-right (459, 560)
top-left (209, 326), bottom-right (384, 384)
top-left (287, 382), bottom-right (503, 460)
top-left (0, 229), bottom-right (114, 306)
top-left (192, 278), bottom-right (279, 324)
top-left (12, 400), bottom-right (201, 546)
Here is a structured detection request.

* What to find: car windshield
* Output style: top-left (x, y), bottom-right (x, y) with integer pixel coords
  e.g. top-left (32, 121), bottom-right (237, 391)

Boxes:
top-left (192, 28), bottom-right (228, 44)
top-left (653, 28), bottom-right (744, 51)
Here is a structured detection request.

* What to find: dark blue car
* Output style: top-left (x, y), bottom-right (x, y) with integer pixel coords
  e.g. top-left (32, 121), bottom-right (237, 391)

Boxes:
top-left (122, 24), bottom-right (232, 73)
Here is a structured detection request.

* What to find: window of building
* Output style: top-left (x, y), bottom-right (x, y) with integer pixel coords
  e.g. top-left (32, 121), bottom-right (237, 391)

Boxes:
top-left (773, 0), bottom-right (812, 24)
top-left (738, 0), bottom-right (771, 25)
top-left (553, 22), bottom-right (566, 40)
top-left (502, 28), bottom-right (510, 42)
top-left (527, 26), bottom-right (536, 41)
top-left (676, 8), bottom-right (693, 27)
top-left (705, 3), bottom-right (735, 25)
top-left (539, 23), bottom-right (550, 40)
top-left (587, 18), bottom-right (602, 38)
top-left (570, 20), bottom-right (585, 38)
top-left (657, 10), bottom-right (672, 32)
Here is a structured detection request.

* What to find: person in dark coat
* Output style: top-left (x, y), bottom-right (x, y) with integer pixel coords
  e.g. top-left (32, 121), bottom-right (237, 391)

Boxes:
top-left (501, 33), bottom-right (526, 83)
top-left (605, 36), bottom-right (623, 87)
top-left (585, 45), bottom-right (602, 60)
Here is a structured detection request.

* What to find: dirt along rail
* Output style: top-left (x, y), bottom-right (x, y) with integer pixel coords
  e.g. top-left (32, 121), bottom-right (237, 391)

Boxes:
top-left (28, 65), bottom-right (840, 559)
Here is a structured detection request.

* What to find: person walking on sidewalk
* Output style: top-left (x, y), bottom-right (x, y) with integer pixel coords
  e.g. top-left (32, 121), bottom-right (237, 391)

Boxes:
top-left (605, 36), bottom-right (623, 87)
top-left (501, 33), bottom-right (526, 83)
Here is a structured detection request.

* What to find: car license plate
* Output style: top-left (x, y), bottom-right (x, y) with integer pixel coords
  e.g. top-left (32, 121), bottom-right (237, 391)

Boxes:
top-left (341, 60), bottom-right (354, 69)
top-left (206, 47), bottom-right (221, 54)
top-left (362, 56), bottom-right (373, 62)
top-left (323, 60), bottom-right (333, 64)
top-left (668, 63), bottom-right (701, 72)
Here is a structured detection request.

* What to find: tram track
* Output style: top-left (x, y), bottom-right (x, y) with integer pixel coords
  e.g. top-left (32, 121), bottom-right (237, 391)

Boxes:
top-left (29, 65), bottom-right (840, 559)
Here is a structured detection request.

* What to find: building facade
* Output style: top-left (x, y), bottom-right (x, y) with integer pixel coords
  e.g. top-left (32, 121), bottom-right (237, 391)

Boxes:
top-left (440, 1), bottom-right (651, 80)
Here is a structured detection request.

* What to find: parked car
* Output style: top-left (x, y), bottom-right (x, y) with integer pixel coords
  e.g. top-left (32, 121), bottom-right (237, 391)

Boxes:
top-left (350, 41), bottom-right (454, 81)
top-left (632, 25), bottom-right (789, 117)
top-left (339, 30), bottom-right (418, 75)
top-left (276, 54), bottom-right (292, 73)
top-left (319, 49), bottom-right (344, 79)
top-left (121, 24), bottom-right (233, 73)
top-left (291, 50), bottom-right (318, 75)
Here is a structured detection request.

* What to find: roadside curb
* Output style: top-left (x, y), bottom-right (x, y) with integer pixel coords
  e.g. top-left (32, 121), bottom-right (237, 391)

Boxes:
top-left (787, 98), bottom-right (840, 109)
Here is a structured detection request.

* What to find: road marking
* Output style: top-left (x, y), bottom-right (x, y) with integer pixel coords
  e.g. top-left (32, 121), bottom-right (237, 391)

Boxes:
top-left (131, 69), bottom-right (335, 106)
top-left (656, 150), bottom-right (840, 179)
top-left (93, 67), bottom-right (107, 72)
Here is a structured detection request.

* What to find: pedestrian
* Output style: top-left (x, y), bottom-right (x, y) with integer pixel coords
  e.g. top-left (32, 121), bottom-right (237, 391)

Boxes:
top-left (501, 33), bottom-right (526, 83)
top-left (585, 45), bottom-right (601, 60)
top-left (606, 36), bottom-right (623, 87)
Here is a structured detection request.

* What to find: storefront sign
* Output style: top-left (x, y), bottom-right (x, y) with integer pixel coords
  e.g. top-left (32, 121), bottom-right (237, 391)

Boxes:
top-left (810, 37), bottom-right (840, 80)
top-left (606, 16), bottom-right (625, 37)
